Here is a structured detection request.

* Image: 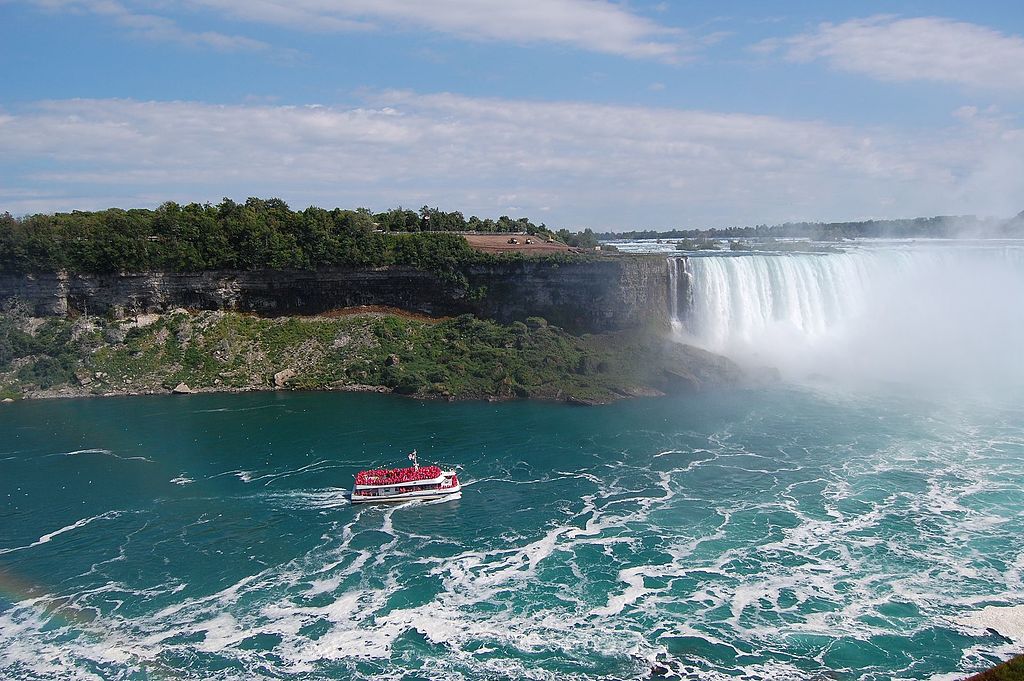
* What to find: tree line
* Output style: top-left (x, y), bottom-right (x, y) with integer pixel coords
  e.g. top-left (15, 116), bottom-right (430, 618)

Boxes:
top-left (376, 206), bottom-right (548, 234)
top-left (0, 198), bottom-right (576, 275)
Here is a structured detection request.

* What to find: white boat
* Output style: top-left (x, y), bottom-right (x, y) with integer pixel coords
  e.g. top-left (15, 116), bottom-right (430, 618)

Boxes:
top-left (351, 451), bottom-right (461, 504)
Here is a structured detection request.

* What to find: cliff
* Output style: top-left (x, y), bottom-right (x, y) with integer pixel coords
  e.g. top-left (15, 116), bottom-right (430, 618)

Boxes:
top-left (0, 254), bottom-right (743, 405)
top-left (0, 256), bottom-right (673, 334)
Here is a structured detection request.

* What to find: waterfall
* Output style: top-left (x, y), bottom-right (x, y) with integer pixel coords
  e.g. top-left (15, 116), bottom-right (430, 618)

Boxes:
top-left (666, 256), bottom-right (691, 328)
top-left (684, 252), bottom-right (870, 351)
top-left (666, 256), bottom-right (679, 324)
top-left (681, 243), bottom-right (1024, 390)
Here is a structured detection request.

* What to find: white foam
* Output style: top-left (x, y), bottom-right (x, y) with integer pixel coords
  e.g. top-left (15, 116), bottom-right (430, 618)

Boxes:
top-left (592, 566), bottom-right (652, 616)
top-left (55, 448), bottom-right (112, 457)
top-left (962, 604), bottom-right (1024, 641)
top-left (194, 613), bottom-right (248, 653)
top-left (50, 448), bottom-right (152, 463)
top-left (0, 511), bottom-right (122, 555)
top-left (259, 460), bottom-right (340, 486)
top-left (194, 404), bottom-right (278, 414)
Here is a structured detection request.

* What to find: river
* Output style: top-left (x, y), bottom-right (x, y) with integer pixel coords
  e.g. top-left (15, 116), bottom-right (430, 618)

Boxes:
top-left (2, 240), bottom-right (1023, 680)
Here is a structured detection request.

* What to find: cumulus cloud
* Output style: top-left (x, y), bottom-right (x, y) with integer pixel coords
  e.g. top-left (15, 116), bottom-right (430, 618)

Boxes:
top-left (2, 94), bottom-right (1022, 227)
top-left (760, 15), bottom-right (1024, 92)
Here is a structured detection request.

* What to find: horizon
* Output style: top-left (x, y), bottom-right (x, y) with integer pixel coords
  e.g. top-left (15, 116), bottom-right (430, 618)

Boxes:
top-left (5, 198), bottom-right (1022, 237)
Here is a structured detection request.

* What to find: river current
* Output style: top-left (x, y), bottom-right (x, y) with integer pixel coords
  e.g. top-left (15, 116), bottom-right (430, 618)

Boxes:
top-left (2, 241), bottom-right (1024, 680)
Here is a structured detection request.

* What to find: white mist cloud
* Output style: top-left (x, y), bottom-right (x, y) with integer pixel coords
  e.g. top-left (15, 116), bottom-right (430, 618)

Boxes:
top-left (2, 94), bottom-right (1023, 226)
top-left (685, 244), bottom-right (1024, 398)
top-left (759, 15), bottom-right (1024, 92)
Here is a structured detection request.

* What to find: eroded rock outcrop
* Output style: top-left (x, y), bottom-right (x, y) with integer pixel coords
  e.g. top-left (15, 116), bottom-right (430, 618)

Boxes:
top-left (0, 256), bottom-right (672, 334)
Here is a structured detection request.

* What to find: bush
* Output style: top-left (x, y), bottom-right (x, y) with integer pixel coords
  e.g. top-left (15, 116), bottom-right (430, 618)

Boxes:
top-left (0, 318), bottom-right (38, 368)
top-left (19, 355), bottom-right (75, 388)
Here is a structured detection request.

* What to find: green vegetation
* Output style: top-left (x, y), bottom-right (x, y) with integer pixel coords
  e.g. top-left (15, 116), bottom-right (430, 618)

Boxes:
top-left (0, 315), bottom-right (80, 389)
top-left (377, 205), bottom-right (553, 236)
top-left (0, 308), bottom-right (736, 404)
top-left (555, 227), bottom-right (599, 249)
top-left (0, 199), bottom-right (469, 278)
top-left (967, 654), bottom-right (1024, 681)
top-left (0, 198), bottom-right (588, 277)
top-left (674, 238), bottom-right (721, 251)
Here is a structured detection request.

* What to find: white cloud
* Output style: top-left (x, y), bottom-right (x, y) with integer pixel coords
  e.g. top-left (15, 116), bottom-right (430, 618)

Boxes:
top-left (2, 94), bottom-right (1022, 227)
top-left (24, 0), bottom-right (687, 60)
top-left (26, 0), bottom-right (270, 51)
top-left (761, 15), bottom-right (1024, 92)
top-left (195, 0), bottom-right (684, 60)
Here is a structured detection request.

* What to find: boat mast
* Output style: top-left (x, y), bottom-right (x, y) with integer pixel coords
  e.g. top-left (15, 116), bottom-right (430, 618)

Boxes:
top-left (408, 449), bottom-right (419, 470)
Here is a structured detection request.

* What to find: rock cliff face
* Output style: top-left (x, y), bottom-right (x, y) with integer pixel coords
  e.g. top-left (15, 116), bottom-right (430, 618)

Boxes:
top-left (0, 256), bottom-right (671, 334)
top-left (466, 257), bottom-right (669, 331)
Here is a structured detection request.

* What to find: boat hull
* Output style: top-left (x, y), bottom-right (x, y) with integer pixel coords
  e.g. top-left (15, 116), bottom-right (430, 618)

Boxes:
top-left (350, 486), bottom-right (461, 504)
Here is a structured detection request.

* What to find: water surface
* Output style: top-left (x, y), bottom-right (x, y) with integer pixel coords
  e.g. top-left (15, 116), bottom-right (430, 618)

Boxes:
top-left (2, 389), bottom-right (1022, 680)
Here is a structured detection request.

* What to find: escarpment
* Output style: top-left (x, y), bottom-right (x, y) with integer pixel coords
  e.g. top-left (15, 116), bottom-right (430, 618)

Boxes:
top-left (0, 256), bottom-right (673, 334)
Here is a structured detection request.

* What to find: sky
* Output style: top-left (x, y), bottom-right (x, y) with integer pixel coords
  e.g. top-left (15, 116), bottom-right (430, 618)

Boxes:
top-left (2, 1), bottom-right (1024, 230)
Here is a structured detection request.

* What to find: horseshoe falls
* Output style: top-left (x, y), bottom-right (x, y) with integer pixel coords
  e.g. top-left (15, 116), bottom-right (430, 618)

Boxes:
top-left (2, 241), bottom-right (1024, 681)
top-left (679, 242), bottom-right (1024, 395)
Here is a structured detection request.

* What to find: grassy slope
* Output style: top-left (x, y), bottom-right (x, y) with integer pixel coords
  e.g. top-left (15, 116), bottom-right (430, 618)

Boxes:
top-left (966, 655), bottom-right (1024, 681)
top-left (0, 310), bottom-right (737, 403)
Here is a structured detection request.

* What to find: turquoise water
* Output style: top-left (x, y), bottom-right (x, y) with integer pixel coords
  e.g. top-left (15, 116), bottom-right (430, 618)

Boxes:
top-left (2, 389), bottom-right (1023, 680)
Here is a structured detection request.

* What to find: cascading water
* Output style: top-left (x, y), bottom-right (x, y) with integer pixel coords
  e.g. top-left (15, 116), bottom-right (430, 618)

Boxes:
top-left (666, 256), bottom-right (677, 322)
top-left (680, 241), bottom-right (1024, 393)
top-left (666, 256), bottom-right (692, 332)
top-left (683, 252), bottom-right (870, 350)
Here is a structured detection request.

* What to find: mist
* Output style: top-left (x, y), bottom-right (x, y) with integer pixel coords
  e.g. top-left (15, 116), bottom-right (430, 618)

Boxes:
top-left (677, 240), bottom-right (1024, 398)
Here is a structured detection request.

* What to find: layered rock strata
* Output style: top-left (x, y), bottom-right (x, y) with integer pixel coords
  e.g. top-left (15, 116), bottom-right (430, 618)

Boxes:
top-left (0, 256), bottom-right (672, 334)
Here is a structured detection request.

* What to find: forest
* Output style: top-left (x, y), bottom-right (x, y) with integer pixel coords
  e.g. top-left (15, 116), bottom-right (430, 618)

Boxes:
top-left (0, 198), bottom-right (570, 275)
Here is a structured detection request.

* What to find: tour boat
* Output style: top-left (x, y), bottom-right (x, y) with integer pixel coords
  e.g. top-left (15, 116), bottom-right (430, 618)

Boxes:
top-left (351, 450), bottom-right (461, 504)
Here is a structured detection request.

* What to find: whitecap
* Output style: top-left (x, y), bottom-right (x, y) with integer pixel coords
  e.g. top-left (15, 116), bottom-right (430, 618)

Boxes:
top-left (962, 604), bottom-right (1024, 641)
top-left (0, 511), bottom-right (122, 555)
top-left (193, 404), bottom-right (280, 414)
top-left (48, 448), bottom-right (153, 463)
top-left (591, 566), bottom-right (653, 616)
top-left (50, 448), bottom-right (112, 457)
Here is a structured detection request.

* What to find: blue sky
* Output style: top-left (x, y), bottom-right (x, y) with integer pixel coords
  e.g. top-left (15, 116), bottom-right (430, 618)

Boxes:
top-left (2, 1), bottom-right (1024, 229)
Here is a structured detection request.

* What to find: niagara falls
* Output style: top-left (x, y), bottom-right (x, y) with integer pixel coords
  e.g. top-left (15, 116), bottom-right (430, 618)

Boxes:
top-left (4, 1), bottom-right (1024, 679)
